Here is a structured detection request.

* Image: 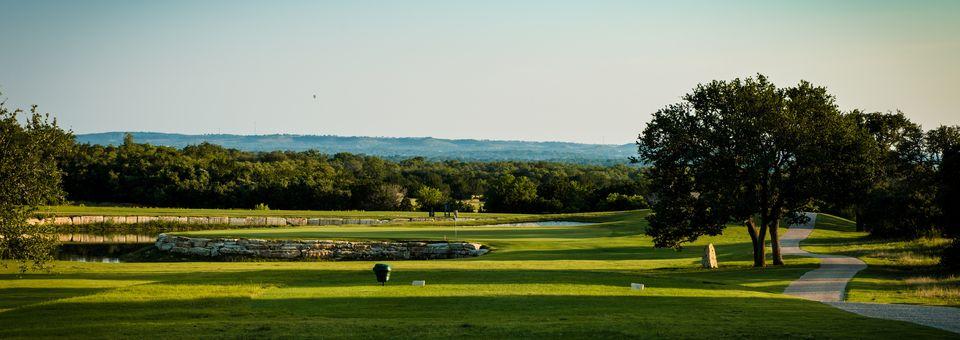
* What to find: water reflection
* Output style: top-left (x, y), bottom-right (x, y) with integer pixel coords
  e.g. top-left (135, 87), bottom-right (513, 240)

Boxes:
top-left (478, 221), bottom-right (594, 227)
top-left (57, 233), bottom-right (156, 263)
top-left (58, 233), bottom-right (157, 244)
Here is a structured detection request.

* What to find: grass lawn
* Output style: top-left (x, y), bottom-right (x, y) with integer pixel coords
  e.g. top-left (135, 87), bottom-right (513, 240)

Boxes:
top-left (1, 210), bottom-right (954, 338)
top-left (803, 213), bottom-right (960, 307)
top-left (37, 205), bottom-right (534, 220)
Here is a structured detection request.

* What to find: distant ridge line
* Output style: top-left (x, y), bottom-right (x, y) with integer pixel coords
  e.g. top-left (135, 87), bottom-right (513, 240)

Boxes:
top-left (76, 132), bottom-right (637, 165)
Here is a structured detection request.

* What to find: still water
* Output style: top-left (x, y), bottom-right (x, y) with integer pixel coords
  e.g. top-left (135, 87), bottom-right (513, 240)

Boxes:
top-left (477, 221), bottom-right (594, 227)
top-left (57, 232), bottom-right (157, 263)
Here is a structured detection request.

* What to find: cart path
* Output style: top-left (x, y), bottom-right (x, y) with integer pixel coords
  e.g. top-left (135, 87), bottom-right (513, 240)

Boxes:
top-left (782, 212), bottom-right (960, 334)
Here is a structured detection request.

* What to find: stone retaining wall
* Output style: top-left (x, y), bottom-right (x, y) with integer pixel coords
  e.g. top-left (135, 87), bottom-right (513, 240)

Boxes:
top-left (155, 234), bottom-right (489, 260)
top-left (29, 215), bottom-right (472, 226)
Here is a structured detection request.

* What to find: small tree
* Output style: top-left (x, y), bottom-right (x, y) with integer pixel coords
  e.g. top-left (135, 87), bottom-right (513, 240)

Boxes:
top-left (415, 186), bottom-right (446, 217)
top-left (638, 75), bottom-right (872, 266)
top-left (362, 184), bottom-right (406, 211)
top-left (0, 99), bottom-right (73, 273)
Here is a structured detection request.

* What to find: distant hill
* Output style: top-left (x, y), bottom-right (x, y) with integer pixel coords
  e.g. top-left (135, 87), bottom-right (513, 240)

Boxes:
top-left (76, 132), bottom-right (637, 164)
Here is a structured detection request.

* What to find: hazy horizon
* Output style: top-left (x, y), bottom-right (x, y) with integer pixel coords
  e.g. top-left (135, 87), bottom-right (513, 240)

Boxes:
top-left (2, 1), bottom-right (959, 144)
top-left (78, 130), bottom-right (636, 145)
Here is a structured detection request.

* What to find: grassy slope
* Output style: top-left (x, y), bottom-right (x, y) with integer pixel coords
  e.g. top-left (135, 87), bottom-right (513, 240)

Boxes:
top-left (0, 211), bottom-right (953, 339)
top-left (38, 205), bottom-right (532, 220)
top-left (803, 213), bottom-right (959, 307)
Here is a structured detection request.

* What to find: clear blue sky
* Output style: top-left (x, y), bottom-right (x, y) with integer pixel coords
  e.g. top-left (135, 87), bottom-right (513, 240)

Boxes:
top-left (1, 0), bottom-right (958, 144)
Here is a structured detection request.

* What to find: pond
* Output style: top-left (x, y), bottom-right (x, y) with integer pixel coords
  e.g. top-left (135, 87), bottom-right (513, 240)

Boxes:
top-left (476, 221), bottom-right (594, 227)
top-left (54, 224), bottom-right (280, 262)
top-left (56, 232), bottom-right (156, 263)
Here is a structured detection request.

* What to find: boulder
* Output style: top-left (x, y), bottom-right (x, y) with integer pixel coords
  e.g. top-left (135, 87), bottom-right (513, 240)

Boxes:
top-left (188, 217), bottom-right (209, 225)
top-left (702, 243), bottom-right (718, 269)
top-left (462, 243), bottom-right (483, 251)
top-left (138, 216), bottom-right (158, 223)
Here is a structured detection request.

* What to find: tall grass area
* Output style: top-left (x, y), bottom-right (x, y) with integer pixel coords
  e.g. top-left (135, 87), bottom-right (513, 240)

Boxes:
top-left (1, 211), bottom-right (953, 338)
top-left (803, 213), bottom-right (959, 307)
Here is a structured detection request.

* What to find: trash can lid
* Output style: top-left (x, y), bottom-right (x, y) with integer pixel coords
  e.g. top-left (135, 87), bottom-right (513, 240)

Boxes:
top-left (373, 263), bottom-right (392, 271)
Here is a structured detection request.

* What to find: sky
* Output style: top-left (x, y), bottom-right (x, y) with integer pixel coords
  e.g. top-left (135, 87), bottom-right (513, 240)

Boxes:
top-left (1, 0), bottom-right (958, 144)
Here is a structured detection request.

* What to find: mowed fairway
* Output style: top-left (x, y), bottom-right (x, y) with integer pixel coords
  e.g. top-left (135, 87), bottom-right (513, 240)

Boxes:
top-left (0, 211), bottom-right (953, 338)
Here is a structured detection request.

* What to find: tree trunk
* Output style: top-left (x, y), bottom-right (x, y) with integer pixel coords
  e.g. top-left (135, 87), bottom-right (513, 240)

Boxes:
top-left (757, 219), bottom-right (768, 267)
top-left (770, 218), bottom-right (784, 265)
top-left (855, 208), bottom-right (864, 232)
top-left (746, 218), bottom-right (765, 267)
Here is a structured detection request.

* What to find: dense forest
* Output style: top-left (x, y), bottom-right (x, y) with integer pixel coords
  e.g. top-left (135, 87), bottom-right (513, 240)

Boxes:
top-left (58, 134), bottom-right (649, 213)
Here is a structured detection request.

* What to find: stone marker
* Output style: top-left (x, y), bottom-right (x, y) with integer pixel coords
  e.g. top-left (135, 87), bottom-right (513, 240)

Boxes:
top-left (702, 243), bottom-right (718, 269)
top-left (631, 283), bottom-right (645, 290)
top-left (412, 280), bottom-right (426, 286)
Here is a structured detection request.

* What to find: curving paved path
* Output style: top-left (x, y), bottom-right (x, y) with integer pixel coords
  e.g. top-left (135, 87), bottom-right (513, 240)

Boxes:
top-left (783, 212), bottom-right (960, 334)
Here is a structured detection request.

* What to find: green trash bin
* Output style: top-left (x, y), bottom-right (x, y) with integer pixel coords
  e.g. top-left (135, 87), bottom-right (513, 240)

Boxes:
top-left (373, 263), bottom-right (392, 285)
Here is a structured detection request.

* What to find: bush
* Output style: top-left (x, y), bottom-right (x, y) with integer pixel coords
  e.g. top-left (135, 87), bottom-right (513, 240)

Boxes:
top-left (449, 200), bottom-right (476, 213)
top-left (858, 185), bottom-right (939, 238)
top-left (942, 239), bottom-right (960, 269)
top-left (398, 198), bottom-right (416, 212)
top-left (601, 193), bottom-right (649, 211)
top-left (254, 203), bottom-right (270, 211)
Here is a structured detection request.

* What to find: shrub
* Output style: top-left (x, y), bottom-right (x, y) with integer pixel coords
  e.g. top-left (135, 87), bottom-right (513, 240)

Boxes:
top-left (942, 239), bottom-right (960, 269)
top-left (398, 198), bottom-right (416, 212)
top-left (602, 193), bottom-right (649, 211)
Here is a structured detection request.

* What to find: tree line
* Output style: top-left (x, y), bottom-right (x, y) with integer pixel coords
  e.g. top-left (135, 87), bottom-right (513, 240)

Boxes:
top-left (58, 134), bottom-right (650, 214)
top-left (637, 74), bottom-right (959, 268)
top-left (5, 77), bottom-right (957, 272)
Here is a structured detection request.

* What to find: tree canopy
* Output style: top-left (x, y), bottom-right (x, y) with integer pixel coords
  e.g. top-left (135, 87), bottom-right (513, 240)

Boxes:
top-left (638, 74), bottom-right (873, 266)
top-left (0, 100), bottom-right (73, 273)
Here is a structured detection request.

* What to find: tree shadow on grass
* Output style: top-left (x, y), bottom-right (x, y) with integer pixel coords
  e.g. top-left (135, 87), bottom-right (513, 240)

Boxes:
top-left (0, 265), bottom-right (813, 296)
top-left (0, 295), bottom-right (951, 339)
top-left (0, 287), bottom-right (110, 311)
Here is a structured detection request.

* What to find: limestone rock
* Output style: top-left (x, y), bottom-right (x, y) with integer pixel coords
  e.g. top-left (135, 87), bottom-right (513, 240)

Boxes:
top-left (154, 235), bottom-right (490, 261)
top-left (702, 243), bottom-right (718, 269)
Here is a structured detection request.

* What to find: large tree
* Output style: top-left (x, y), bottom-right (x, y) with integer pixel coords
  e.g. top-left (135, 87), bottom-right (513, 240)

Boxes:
top-left (0, 100), bottom-right (73, 273)
top-left (638, 75), bottom-right (872, 266)
top-left (928, 126), bottom-right (960, 237)
top-left (848, 111), bottom-right (937, 237)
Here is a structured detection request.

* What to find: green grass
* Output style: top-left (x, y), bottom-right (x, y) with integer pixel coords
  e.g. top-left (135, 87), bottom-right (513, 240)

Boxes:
top-left (38, 205), bottom-right (533, 220)
top-left (803, 213), bottom-right (959, 307)
top-left (1, 210), bottom-right (954, 338)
